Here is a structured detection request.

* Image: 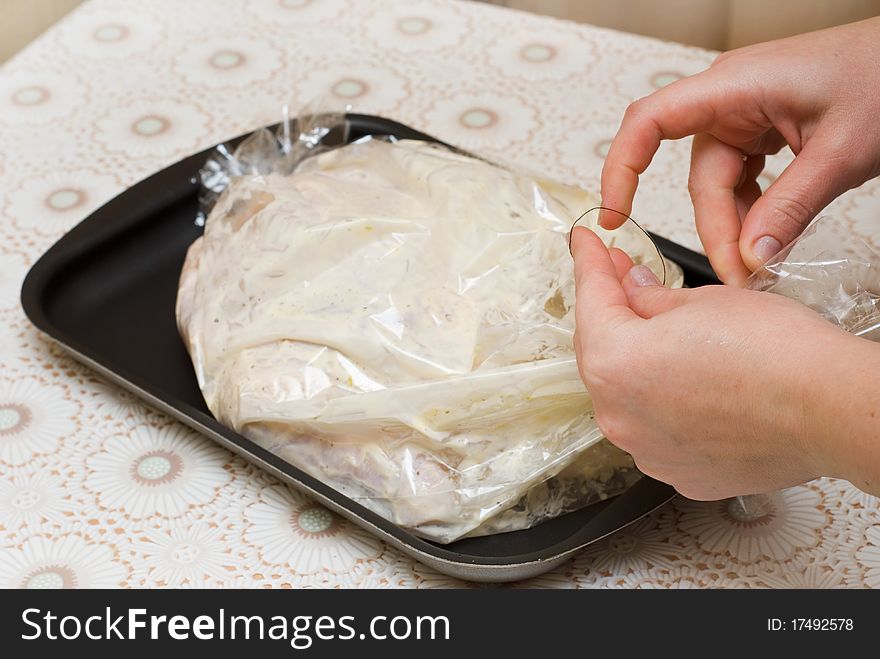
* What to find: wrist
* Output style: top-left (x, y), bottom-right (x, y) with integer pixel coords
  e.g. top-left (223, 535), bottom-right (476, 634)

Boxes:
top-left (804, 331), bottom-right (880, 493)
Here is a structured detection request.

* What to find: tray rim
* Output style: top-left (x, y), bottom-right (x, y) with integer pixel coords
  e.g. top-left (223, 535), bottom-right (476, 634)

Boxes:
top-left (20, 113), bottom-right (714, 582)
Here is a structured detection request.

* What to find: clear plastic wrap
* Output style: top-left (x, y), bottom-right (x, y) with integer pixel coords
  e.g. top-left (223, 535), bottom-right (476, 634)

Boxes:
top-left (748, 216), bottom-right (880, 341)
top-left (176, 108), bottom-right (684, 543)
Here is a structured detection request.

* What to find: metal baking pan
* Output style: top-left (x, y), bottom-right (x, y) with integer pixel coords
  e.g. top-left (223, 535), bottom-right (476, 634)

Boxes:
top-left (21, 113), bottom-right (719, 583)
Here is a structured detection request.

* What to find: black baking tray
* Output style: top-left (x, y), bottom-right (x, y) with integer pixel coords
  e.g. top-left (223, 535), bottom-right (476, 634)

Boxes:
top-left (21, 113), bottom-right (719, 583)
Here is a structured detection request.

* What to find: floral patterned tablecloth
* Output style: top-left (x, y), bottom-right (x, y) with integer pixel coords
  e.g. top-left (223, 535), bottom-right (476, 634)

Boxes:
top-left (1, 0), bottom-right (878, 589)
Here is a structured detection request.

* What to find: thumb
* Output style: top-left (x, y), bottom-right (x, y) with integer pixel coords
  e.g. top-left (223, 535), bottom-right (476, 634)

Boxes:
top-left (739, 140), bottom-right (849, 271)
top-left (621, 265), bottom-right (689, 318)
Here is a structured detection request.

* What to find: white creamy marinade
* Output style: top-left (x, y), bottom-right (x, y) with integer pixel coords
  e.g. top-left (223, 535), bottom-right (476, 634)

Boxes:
top-left (177, 138), bottom-right (683, 542)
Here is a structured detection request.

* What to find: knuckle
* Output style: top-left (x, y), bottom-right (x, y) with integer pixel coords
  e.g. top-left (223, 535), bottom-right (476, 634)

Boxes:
top-left (766, 195), bottom-right (814, 233)
top-left (594, 410), bottom-right (639, 453)
top-left (595, 412), bottom-right (627, 447)
top-left (591, 350), bottom-right (616, 379)
top-left (582, 347), bottom-right (626, 388)
top-left (623, 98), bottom-right (646, 120)
top-left (630, 456), bottom-right (667, 483)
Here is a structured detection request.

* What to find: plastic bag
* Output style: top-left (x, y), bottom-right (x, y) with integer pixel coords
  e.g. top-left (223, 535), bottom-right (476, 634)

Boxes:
top-left (176, 108), bottom-right (684, 543)
top-left (748, 216), bottom-right (880, 341)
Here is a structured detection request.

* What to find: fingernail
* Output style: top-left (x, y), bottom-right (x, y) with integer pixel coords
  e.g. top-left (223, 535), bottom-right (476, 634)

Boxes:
top-left (752, 235), bottom-right (782, 264)
top-left (628, 264), bottom-right (660, 287)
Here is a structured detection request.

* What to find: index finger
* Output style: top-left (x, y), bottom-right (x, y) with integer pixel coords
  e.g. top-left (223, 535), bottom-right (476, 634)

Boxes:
top-left (600, 72), bottom-right (720, 227)
top-left (571, 227), bottom-right (637, 338)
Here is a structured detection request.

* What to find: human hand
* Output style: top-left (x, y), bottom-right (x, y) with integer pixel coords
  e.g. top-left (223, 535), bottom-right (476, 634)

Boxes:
top-left (570, 226), bottom-right (880, 499)
top-left (600, 18), bottom-right (880, 286)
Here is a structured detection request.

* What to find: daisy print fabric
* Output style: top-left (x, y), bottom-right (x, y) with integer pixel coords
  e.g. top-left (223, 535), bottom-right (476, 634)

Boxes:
top-left (0, 70), bottom-right (88, 125)
top-left (1, 0), bottom-right (879, 588)
top-left (83, 422), bottom-right (232, 520)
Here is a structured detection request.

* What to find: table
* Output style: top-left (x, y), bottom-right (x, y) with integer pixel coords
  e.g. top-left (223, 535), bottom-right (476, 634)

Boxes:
top-left (1, 0), bottom-right (878, 589)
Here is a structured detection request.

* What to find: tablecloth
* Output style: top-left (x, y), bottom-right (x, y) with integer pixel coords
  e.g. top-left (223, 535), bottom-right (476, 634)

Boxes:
top-left (1, 0), bottom-right (878, 589)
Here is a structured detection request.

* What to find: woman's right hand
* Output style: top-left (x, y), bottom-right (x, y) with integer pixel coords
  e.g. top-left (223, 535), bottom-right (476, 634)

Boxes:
top-left (600, 17), bottom-right (880, 286)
